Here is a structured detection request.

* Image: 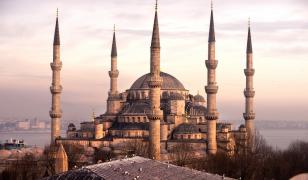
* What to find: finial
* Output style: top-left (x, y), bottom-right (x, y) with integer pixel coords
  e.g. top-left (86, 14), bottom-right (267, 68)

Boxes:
top-left (197, 90), bottom-right (199, 95)
top-left (248, 17), bottom-right (251, 27)
top-left (211, 0), bottom-right (213, 10)
top-left (113, 24), bottom-right (116, 33)
top-left (155, 0), bottom-right (158, 11)
top-left (56, 8), bottom-right (58, 18)
top-left (91, 109), bottom-right (96, 122)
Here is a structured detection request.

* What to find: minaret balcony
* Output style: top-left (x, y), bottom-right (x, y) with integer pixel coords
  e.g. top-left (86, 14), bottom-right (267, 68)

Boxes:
top-left (244, 89), bottom-right (255, 97)
top-left (148, 76), bottom-right (163, 88)
top-left (205, 112), bottom-right (219, 120)
top-left (244, 69), bottom-right (255, 76)
top-left (108, 92), bottom-right (121, 100)
top-left (148, 109), bottom-right (163, 120)
top-left (205, 60), bottom-right (218, 69)
top-left (205, 85), bottom-right (218, 94)
top-left (50, 85), bottom-right (63, 94)
top-left (243, 112), bottom-right (255, 120)
top-left (109, 70), bottom-right (119, 78)
top-left (50, 62), bottom-right (62, 71)
top-left (49, 110), bottom-right (62, 118)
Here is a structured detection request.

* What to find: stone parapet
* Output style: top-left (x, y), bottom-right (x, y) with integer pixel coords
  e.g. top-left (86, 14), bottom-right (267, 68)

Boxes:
top-left (50, 110), bottom-right (62, 118)
top-left (205, 111), bottom-right (219, 120)
top-left (205, 60), bottom-right (218, 69)
top-left (50, 62), bottom-right (62, 71)
top-left (50, 85), bottom-right (63, 94)
top-left (244, 89), bottom-right (255, 97)
top-left (243, 112), bottom-right (255, 120)
top-left (205, 85), bottom-right (218, 94)
top-left (148, 109), bottom-right (163, 120)
top-left (244, 69), bottom-right (255, 76)
top-left (108, 70), bottom-right (119, 78)
top-left (148, 76), bottom-right (163, 88)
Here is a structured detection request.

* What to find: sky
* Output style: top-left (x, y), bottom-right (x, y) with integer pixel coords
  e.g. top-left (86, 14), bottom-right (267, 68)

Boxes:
top-left (0, 0), bottom-right (308, 124)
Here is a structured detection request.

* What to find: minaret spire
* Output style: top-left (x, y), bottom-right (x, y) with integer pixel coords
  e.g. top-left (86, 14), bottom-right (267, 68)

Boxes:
top-left (208, 4), bottom-right (215, 42)
top-left (205, 2), bottom-right (219, 155)
top-left (50, 9), bottom-right (63, 143)
top-left (53, 9), bottom-right (60, 46)
top-left (246, 18), bottom-right (253, 53)
top-left (243, 20), bottom-right (255, 141)
top-left (151, 0), bottom-right (160, 49)
top-left (148, 0), bottom-right (163, 160)
top-left (111, 24), bottom-right (117, 57)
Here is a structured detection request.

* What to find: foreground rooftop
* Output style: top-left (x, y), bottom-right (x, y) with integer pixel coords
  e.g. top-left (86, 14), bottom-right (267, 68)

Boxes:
top-left (44, 156), bottom-right (234, 180)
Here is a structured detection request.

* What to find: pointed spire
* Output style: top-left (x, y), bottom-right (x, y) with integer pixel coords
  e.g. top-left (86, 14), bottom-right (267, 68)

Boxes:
top-left (247, 18), bottom-right (253, 53)
top-left (151, 0), bottom-right (160, 48)
top-left (111, 25), bottom-right (117, 57)
top-left (208, 4), bottom-right (215, 42)
top-left (53, 8), bottom-right (60, 45)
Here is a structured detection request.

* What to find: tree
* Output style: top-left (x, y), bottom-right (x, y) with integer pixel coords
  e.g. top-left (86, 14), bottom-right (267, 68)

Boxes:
top-left (169, 142), bottom-right (194, 166)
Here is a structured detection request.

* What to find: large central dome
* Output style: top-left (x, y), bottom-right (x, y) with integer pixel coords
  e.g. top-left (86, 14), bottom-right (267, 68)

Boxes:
top-left (130, 72), bottom-right (185, 90)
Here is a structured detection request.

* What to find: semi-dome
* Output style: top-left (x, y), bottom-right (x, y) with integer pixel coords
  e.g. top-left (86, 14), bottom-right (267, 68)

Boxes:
top-left (130, 72), bottom-right (185, 90)
top-left (173, 123), bottom-right (200, 134)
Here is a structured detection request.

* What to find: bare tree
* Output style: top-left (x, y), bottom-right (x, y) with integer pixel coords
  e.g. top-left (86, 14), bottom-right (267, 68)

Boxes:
top-left (169, 143), bottom-right (194, 166)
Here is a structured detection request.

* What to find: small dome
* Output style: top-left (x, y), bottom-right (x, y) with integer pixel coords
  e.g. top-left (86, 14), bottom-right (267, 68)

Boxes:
top-left (194, 94), bottom-right (205, 102)
top-left (239, 124), bottom-right (246, 132)
top-left (68, 123), bottom-right (75, 128)
top-left (173, 123), bottom-right (200, 134)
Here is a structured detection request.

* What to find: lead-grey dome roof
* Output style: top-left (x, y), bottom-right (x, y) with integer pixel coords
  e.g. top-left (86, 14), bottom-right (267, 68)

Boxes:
top-left (194, 94), bottom-right (205, 102)
top-left (130, 72), bottom-right (185, 90)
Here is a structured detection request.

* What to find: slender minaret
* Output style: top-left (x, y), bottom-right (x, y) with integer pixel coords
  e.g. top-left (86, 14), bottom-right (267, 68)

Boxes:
top-left (50, 9), bottom-right (63, 143)
top-left (148, 0), bottom-right (163, 160)
top-left (243, 20), bottom-right (255, 139)
top-left (106, 25), bottom-right (120, 114)
top-left (205, 3), bottom-right (219, 154)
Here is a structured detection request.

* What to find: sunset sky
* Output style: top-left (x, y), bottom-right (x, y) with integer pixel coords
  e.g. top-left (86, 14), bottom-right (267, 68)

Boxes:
top-left (1, 0), bottom-right (307, 124)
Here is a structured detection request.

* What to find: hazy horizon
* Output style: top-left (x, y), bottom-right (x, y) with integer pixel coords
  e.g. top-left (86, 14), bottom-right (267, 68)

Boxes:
top-left (1, 0), bottom-right (308, 123)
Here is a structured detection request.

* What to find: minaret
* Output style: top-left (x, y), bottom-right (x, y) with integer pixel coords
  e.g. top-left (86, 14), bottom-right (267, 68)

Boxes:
top-left (106, 25), bottom-right (121, 114)
top-left (148, 0), bottom-right (163, 160)
top-left (243, 20), bottom-right (255, 139)
top-left (50, 9), bottom-right (63, 143)
top-left (205, 3), bottom-right (219, 154)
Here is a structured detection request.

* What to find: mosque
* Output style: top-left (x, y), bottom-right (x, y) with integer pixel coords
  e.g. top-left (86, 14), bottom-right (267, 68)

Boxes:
top-left (50, 1), bottom-right (255, 160)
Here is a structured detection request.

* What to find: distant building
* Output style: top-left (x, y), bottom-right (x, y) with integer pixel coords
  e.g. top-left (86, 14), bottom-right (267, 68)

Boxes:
top-left (15, 119), bottom-right (30, 130)
top-left (31, 118), bottom-right (46, 129)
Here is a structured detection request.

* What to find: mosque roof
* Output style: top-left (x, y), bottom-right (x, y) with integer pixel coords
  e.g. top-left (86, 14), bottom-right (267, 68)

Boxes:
top-left (130, 72), bottom-right (185, 90)
top-left (121, 102), bottom-right (151, 114)
top-left (109, 122), bottom-right (149, 131)
top-left (43, 156), bottom-right (235, 180)
top-left (169, 92), bottom-right (185, 100)
top-left (173, 123), bottom-right (200, 134)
